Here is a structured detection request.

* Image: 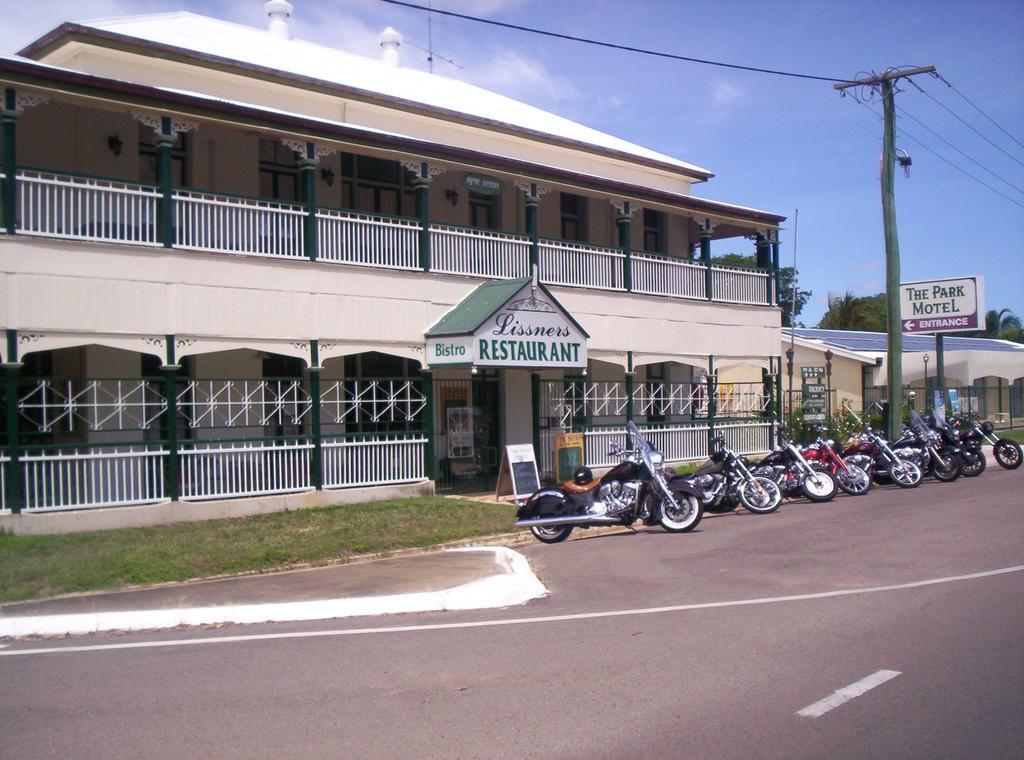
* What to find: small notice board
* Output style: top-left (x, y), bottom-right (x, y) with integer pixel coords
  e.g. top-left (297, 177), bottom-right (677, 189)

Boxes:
top-left (495, 444), bottom-right (540, 503)
top-left (554, 433), bottom-right (585, 482)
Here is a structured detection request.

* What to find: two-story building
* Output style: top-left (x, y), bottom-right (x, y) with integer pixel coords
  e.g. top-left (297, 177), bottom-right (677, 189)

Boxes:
top-left (0, 3), bottom-right (786, 524)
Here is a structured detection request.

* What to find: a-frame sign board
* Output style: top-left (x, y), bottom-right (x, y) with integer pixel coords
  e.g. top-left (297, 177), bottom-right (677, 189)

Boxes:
top-left (495, 444), bottom-right (540, 503)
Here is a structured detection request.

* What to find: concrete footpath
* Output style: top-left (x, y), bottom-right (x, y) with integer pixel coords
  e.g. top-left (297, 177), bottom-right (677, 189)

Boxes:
top-left (0, 546), bottom-right (547, 639)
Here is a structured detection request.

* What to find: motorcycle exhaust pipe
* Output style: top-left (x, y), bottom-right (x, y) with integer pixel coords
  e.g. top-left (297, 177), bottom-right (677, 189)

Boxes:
top-left (514, 515), bottom-right (622, 528)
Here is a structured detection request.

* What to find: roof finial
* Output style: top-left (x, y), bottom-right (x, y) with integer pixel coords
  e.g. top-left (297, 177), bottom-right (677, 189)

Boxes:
top-left (265, 0), bottom-right (294, 40)
top-left (378, 26), bottom-right (403, 67)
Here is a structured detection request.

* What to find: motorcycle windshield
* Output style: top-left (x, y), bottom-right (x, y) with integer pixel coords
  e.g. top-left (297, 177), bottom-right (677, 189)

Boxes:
top-left (908, 410), bottom-right (933, 439)
top-left (626, 420), bottom-right (657, 477)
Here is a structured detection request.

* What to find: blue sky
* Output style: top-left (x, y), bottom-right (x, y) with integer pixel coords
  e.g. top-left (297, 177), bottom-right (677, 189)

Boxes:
top-left (8, 0), bottom-right (1024, 325)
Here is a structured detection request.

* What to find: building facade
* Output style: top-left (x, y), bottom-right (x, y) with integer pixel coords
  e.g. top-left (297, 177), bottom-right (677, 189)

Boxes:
top-left (0, 5), bottom-right (786, 522)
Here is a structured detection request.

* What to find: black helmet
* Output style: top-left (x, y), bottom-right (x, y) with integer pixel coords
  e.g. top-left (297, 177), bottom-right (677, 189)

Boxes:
top-left (572, 466), bottom-right (594, 486)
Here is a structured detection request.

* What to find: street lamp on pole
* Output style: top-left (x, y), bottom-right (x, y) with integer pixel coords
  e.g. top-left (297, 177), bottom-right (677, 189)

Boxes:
top-left (785, 346), bottom-right (795, 422)
top-left (824, 349), bottom-right (834, 421)
top-left (923, 353), bottom-right (930, 409)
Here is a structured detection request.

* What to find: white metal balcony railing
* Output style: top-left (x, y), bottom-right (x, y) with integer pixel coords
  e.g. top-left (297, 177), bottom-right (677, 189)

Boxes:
top-left (322, 434), bottom-right (428, 488)
top-left (178, 438), bottom-right (313, 501)
top-left (429, 224), bottom-right (531, 280)
top-left (711, 264), bottom-right (771, 306)
top-left (582, 424), bottom-right (716, 468)
top-left (318, 208), bottom-right (421, 270)
top-left (631, 252), bottom-right (707, 300)
top-left (173, 189), bottom-right (306, 259)
top-left (8, 170), bottom-right (777, 308)
top-left (20, 446), bottom-right (168, 513)
top-left (17, 170), bottom-right (161, 246)
top-left (0, 452), bottom-right (8, 511)
top-left (539, 239), bottom-right (626, 291)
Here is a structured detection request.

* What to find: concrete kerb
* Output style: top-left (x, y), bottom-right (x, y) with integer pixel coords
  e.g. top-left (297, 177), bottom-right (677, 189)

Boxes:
top-left (0, 546), bottom-right (548, 639)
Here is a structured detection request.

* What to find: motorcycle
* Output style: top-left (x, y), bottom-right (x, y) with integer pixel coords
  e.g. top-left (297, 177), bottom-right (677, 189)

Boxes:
top-left (957, 418), bottom-right (1021, 471)
top-left (801, 428), bottom-right (872, 496)
top-left (752, 427), bottom-right (838, 502)
top-left (682, 435), bottom-right (783, 514)
top-left (515, 421), bottom-right (704, 544)
top-left (839, 402), bottom-right (922, 488)
top-left (892, 410), bottom-right (962, 482)
top-left (927, 409), bottom-right (985, 477)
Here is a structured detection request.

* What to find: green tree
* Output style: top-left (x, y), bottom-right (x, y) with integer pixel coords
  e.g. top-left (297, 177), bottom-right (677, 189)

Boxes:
top-left (966, 307), bottom-right (1023, 343)
top-left (817, 292), bottom-right (888, 331)
top-left (715, 253), bottom-right (811, 327)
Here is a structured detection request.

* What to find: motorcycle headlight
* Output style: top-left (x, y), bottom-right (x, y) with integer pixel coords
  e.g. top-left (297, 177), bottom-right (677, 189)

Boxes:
top-left (649, 451), bottom-right (664, 470)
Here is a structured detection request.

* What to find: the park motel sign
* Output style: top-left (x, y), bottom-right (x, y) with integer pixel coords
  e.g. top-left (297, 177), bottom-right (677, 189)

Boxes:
top-left (425, 279), bottom-right (589, 369)
top-left (899, 275), bottom-right (984, 335)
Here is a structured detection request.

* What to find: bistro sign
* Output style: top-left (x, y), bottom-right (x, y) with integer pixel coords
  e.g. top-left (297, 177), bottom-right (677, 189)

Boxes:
top-left (427, 281), bottom-right (588, 369)
top-left (899, 275), bottom-right (984, 334)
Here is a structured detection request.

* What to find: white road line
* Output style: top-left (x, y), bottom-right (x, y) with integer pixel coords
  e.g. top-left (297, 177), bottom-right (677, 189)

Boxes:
top-left (797, 670), bottom-right (902, 717)
top-left (1, 564), bottom-right (1021, 657)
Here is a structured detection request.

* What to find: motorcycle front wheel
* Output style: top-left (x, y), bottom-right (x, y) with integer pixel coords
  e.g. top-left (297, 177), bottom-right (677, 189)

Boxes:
top-left (801, 470), bottom-right (837, 502)
top-left (931, 453), bottom-right (962, 482)
top-left (658, 492), bottom-right (704, 533)
top-left (887, 459), bottom-right (922, 488)
top-left (836, 464), bottom-right (872, 496)
top-left (738, 477), bottom-right (782, 514)
top-left (959, 450), bottom-right (986, 477)
top-left (994, 439), bottom-right (1022, 470)
top-left (530, 525), bottom-right (574, 544)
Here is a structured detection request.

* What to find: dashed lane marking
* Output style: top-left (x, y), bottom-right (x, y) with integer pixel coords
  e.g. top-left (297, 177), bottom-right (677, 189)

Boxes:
top-left (797, 670), bottom-right (902, 717)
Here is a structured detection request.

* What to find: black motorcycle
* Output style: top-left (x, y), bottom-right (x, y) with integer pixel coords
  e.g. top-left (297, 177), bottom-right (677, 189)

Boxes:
top-left (751, 428), bottom-right (838, 502)
top-left (957, 419), bottom-right (1021, 471)
top-left (682, 435), bottom-right (782, 514)
top-left (928, 410), bottom-right (985, 477)
top-left (892, 411), bottom-right (962, 482)
top-left (515, 421), bottom-right (704, 544)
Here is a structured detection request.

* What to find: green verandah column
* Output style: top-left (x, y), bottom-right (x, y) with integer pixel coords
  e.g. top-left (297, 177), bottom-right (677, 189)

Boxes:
top-left (771, 233), bottom-right (782, 309)
top-left (2, 88), bottom-right (16, 235)
top-left (524, 182), bottom-right (540, 269)
top-left (309, 340), bottom-right (322, 490)
top-left (156, 117), bottom-right (175, 248)
top-left (625, 351), bottom-right (635, 448)
top-left (421, 370), bottom-right (435, 481)
top-left (616, 201), bottom-right (635, 292)
top-left (706, 355), bottom-right (717, 455)
top-left (161, 335), bottom-right (180, 502)
top-left (700, 218), bottom-right (714, 301)
top-left (764, 359), bottom-right (776, 450)
top-left (756, 232), bottom-right (772, 305)
top-left (5, 330), bottom-right (22, 511)
top-left (299, 143), bottom-right (318, 262)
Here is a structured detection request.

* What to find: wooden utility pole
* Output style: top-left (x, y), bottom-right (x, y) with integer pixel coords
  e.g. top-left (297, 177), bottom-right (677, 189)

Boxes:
top-left (835, 66), bottom-right (935, 440)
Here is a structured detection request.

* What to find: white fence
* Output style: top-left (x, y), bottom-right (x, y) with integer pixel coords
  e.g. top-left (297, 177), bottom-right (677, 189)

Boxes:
top-left (429, 224), bottom-right (530, 279)
top-left (179, 438), bottom-right (313, 501)
top-left (322, 435), bottom-right (427, 488)
top-left (0, 452), bottom-right (8, 511)
top-left (173, 190), bottom-right (306, 258)
top-left (718, 421), bottom-right (772, 456)
top-left (711, 264), bottom-right (770, 305)
top-left (632, 253), bottom-right (707, 300)
top-left (318, 209), bottom-right (421, 270)
top-left (17, 170), bottom-right (161, 246)
top-left (539, 240), bottom-right (625, 290)
top-left (20, 446), bottom-right (167, 513)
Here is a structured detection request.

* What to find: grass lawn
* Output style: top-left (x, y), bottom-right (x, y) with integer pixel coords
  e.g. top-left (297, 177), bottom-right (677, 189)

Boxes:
top-left (994, 428), bottom-right (1024, 444)
top-left (0, 497), bottom-right (515, 603)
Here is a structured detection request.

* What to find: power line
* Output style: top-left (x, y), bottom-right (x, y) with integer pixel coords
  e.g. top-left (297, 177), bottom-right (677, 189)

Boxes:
top-left (908, 77), bottom-right (1024, 170)
top-left (933, 74), bottom-right (1024, 152)
top-left (895, 104), bottom-right (1024, 196)
top-left (377, 0), bottom-right (852, 83)
top-left (853, 99), bottom-right (1024, 211)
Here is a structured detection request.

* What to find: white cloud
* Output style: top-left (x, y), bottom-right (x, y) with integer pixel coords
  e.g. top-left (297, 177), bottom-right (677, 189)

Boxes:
top-left (458, 48), bottom-right (577, 104)
top-left (710, 79), bottom-right (744, 105)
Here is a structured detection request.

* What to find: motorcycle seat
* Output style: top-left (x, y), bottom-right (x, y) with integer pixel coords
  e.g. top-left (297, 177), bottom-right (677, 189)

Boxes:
top-left (562, 479), bottom-right (601, 495)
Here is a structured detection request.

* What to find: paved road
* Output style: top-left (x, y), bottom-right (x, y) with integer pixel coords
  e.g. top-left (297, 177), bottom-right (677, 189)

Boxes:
top-left (3, 470), bottom-right (1023, 759)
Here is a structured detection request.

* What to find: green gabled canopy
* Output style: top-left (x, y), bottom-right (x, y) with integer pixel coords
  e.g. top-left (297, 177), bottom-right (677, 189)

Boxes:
top-left (425, 279), bottom-right (589, 338)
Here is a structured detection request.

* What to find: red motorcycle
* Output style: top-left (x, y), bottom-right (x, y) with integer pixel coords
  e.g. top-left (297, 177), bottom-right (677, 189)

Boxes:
top-left (802, 430), bottom-right (872, 496)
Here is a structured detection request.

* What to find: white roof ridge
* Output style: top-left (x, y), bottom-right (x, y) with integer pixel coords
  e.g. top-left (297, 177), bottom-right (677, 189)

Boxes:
top-left (63, 11), bottom-right (712, 177)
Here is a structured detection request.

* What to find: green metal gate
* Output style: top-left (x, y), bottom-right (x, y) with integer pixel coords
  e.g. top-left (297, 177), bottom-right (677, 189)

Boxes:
top-left (432, 376), bottom-right (501, 492)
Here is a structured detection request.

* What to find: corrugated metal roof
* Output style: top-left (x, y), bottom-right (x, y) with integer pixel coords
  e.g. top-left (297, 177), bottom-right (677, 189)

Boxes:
top-left (786, 328), bottom-right (1024, 353)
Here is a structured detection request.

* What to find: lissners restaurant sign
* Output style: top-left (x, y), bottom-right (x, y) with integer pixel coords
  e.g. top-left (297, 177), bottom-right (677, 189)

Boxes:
top-left (427, 282), bottom-right (588, 369)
